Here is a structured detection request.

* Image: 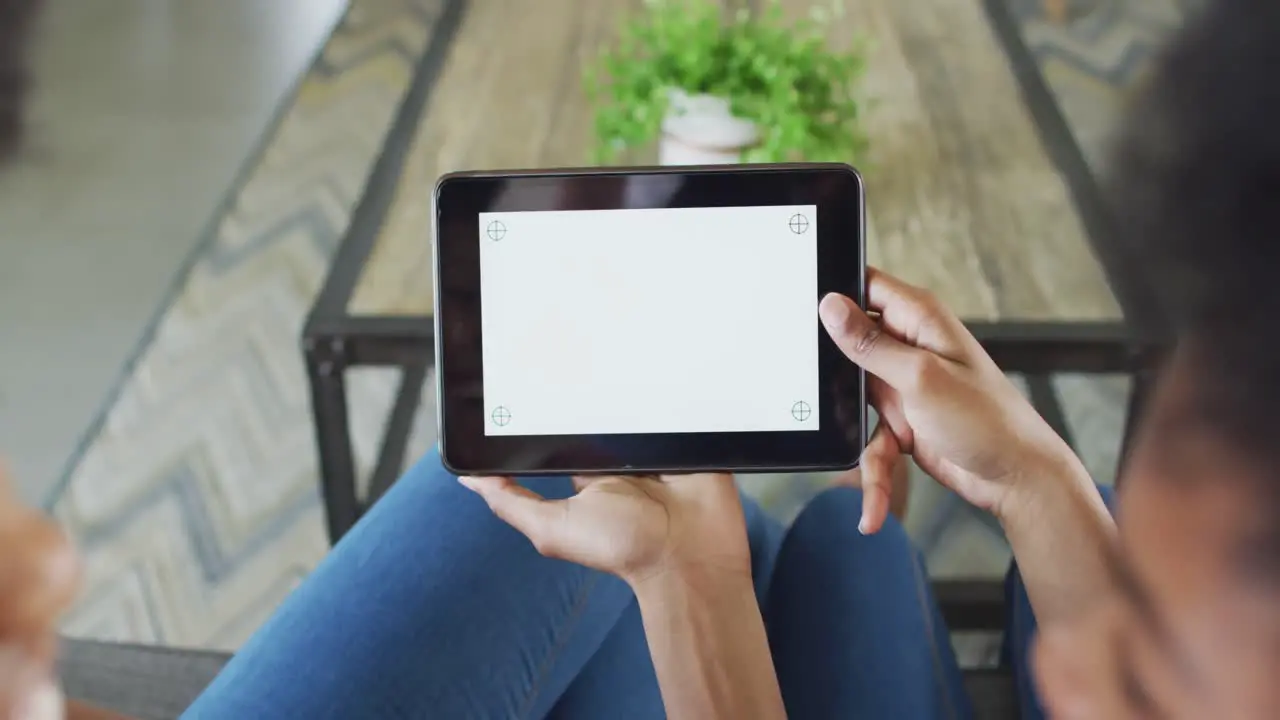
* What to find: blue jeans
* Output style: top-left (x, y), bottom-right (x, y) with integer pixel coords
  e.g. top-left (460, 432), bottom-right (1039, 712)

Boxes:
top-left (184, 451), bottom-right (1070, 719)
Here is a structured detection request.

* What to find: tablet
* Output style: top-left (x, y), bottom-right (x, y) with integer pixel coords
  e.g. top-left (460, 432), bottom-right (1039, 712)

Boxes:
top-left (433, 164), bottom-right (865, 476)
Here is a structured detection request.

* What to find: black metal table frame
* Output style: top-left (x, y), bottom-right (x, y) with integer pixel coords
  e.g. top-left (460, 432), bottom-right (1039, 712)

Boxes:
top-left (302, 0), bottom-right (1168, 633)
top-left (305, 315), bottom-right (1155, 537)
top-left (303, 312), bottom-right (1157, 632)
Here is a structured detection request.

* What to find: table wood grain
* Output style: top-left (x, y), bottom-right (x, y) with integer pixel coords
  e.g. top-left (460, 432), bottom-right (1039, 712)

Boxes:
top-left (347, 0), bottom-right (1120, 325)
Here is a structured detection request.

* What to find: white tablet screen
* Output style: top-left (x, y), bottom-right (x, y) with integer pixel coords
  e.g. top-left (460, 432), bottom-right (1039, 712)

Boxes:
top-left (478, 205), bottom-right (819, 436)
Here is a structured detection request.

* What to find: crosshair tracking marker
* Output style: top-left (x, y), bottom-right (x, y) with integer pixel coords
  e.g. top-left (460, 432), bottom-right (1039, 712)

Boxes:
top-left (791, 401), bottom-right (811, 422)
top-left (788, 213), bottom-right (809, 235)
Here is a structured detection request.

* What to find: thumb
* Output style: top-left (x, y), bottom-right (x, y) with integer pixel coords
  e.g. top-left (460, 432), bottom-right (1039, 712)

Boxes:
top-left (459, 476), bottom-right (567, 557)
top-left (819, 293), bottom-right (926, 391)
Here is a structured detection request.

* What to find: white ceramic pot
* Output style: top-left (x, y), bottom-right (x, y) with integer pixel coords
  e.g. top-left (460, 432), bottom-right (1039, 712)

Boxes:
top-left (659, 88), bottom-right (759, 166)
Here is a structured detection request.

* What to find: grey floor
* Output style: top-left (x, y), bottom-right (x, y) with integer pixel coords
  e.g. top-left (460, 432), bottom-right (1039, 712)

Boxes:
top-left (0, 0), bottom-right (347, 504)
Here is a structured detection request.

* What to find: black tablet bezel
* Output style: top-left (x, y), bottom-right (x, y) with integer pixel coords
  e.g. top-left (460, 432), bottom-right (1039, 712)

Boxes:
top-left (433, 164), bottom-right (866, 476)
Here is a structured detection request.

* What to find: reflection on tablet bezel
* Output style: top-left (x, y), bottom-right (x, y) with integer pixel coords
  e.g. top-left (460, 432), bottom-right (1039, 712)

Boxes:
top-left (433, 164), bottom-right (866, 476)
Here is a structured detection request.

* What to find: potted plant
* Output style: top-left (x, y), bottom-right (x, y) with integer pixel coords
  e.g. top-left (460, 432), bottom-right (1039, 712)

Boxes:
top-left (584, 0), bottom-right (868, 166)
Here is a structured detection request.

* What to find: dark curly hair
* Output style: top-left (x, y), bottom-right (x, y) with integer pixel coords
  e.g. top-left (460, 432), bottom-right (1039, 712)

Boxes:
top-left (1110, 0), bottom-right (1280, 567)
top-left (0, 0), bottom-right (43, 163)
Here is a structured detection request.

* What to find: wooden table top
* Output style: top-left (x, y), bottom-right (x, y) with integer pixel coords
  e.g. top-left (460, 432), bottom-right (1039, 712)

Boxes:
top-left (346, 0), bottom-right (1121, 325)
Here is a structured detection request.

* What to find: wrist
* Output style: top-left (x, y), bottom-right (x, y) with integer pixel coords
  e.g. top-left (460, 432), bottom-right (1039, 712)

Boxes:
top-left (628, 560), bottom-right (755, 606)
top-left (990, 441), bottom-right (1116, 625)
top-left (627, 557), bottom-right (786, 720)
top-left (994, 442), bottom-right (1095, 526)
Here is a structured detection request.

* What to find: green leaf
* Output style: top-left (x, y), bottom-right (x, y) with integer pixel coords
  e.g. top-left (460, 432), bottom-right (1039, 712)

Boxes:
top-left (583, 0), bottom-right (870, 165)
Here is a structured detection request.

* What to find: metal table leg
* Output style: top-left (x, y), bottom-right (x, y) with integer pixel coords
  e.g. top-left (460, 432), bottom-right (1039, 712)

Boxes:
top-left (305, 337), bottom-right (361, 545)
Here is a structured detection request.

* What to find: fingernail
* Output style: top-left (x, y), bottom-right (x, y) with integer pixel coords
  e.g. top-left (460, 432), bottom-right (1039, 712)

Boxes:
top-left (458, 476), bottom-right (476, 490)
top-left (819, 293), bottom-right (852, 331)
top-left (18, 680), bottom-right (63, 720)
top-left (857, 515), bottom-right (869, 534)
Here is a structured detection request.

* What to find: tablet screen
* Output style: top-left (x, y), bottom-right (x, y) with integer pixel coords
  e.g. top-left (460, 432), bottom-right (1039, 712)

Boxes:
top-left (434, 165), bottom-right (864, 475)
top-left (478, 205), bottom-right (819, 436)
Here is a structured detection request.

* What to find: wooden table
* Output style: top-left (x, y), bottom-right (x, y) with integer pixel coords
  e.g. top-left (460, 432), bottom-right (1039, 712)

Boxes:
top-left (305, 0), bottom-right (1149, 545)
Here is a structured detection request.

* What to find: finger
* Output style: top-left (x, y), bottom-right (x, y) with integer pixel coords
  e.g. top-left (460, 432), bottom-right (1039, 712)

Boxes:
top-left (657, 473), bottom-right (738, 502)
top-left (831, 466), bottom-right (863, 489)
top-left (857, 421), bottom-right (902, 535)
top-left (4, 632), bottom-right (56, 671)
top-left (0, 646), bottom-right (45, 720)
top-left (863, 267), bottom-right (935, 314)
top-left (819, 293), bottom-right (931, 391)
top-left (656, 473), bottom-right (727, 484)
top-left (21, 678), bottom-right (63, 720)
top-left (864, 268), bottom-right (974, 361)
top-left (571, 474), bottom-right (649, 492)
top-left (867, 376), bottom-right (914, 454)
top-left (458, 476), bottom-right (567, 556)
top-left (0, 513), bottom-right (82, 633)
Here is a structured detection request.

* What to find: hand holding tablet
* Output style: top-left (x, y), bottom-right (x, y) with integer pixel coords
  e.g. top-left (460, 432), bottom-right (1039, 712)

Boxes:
top-left (433, 164), bottom-right (866, 475)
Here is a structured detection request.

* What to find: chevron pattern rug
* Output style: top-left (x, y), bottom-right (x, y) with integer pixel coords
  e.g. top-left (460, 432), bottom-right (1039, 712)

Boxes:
top-left (53, 0), bottom-right (1189, 653)
top-left (53, 0), bottom-right (452, 651)
top-left (1010, 0), bottom-right (1192, 169)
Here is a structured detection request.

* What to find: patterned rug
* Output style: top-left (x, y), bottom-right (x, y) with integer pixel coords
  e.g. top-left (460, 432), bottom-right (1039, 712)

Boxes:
top-left (52, 0), bottom-right (456, 650)
top-left (53, 0), bottom-right (1188, 652)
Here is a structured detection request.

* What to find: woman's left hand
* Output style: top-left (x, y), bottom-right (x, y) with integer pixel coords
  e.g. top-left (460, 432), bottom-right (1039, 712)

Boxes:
top-left (459, 474), bottom-right (749, 589)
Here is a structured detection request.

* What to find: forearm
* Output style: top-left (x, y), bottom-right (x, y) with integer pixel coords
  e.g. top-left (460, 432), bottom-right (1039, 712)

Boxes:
top-left (997, 449), bottom-right (1117, 626)
top-left (633, 570), bottom-right (786, 720)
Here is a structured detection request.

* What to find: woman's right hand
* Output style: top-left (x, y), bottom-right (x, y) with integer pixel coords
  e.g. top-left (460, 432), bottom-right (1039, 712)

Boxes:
top-left (820, 268), bottom-right (1086, 534)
